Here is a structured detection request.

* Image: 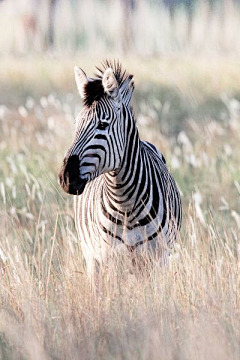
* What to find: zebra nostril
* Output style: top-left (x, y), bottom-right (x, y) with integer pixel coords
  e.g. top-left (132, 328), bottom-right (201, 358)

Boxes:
top-left (58, 155), bottom-right (81, 193)
top-left (58, 170), bottom-right (66, 189)
top-left (58, 171), bottom-right (63, 185)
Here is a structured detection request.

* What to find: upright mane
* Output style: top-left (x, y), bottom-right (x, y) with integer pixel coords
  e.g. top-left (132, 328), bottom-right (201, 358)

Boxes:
top-left (83, 60), bottom-right (134, 107)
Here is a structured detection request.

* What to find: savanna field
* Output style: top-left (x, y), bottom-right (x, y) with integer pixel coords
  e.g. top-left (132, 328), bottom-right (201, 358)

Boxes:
top-left (2, 0), bottom-right (240, 358)
top-left (0, 55), bottom-right (239, 360)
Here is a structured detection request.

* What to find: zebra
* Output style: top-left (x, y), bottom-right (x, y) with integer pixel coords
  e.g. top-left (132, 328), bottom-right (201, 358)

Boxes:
top-left (58, 60), bottom-right (182, 277)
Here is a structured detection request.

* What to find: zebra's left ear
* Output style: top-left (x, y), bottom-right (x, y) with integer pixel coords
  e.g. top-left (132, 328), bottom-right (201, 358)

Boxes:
top-left (74, 66), bottom-right (89, 98)
top-left (102, 68), bottom-right (120, 102)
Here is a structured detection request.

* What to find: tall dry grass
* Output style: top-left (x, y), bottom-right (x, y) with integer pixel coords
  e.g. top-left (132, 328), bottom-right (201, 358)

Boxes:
top-left (0, 70), bottom-right (240, 359)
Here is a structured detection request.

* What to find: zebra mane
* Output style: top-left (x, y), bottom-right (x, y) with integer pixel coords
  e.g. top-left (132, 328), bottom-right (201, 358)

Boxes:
top-left (83, 60), bottom-right (134, 107)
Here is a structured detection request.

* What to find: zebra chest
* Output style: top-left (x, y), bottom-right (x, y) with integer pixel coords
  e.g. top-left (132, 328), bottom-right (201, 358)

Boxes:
top-left (97, 208), bottom-right (161, 248)
top-left (74, 179), bottom-right (164, 255)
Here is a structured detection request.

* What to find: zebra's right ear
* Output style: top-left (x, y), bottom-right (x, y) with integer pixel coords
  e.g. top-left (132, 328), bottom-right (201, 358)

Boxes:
top-left (74, 66), bottom-right (89, 98)
top-left (102, 68), bottom-right (120, 102)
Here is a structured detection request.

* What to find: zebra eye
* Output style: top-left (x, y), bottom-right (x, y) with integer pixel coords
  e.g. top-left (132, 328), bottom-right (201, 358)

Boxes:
top-left (96, 121), bottom-right (109, 130)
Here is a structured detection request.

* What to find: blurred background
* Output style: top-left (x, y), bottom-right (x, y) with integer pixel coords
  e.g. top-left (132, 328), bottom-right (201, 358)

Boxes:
top-left (1, 0), bottom-right (240, 55)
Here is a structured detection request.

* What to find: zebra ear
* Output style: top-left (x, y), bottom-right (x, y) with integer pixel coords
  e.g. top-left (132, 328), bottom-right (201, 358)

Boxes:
top-left (74, 66), bottom-right (89, 98)
top-left (102, 68), bottom-right (120, 101)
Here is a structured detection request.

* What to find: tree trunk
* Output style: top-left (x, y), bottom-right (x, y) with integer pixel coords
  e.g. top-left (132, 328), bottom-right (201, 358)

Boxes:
top-left (122, 0), bottom-right (137, 54)
top-left (48, 0), bottom-right (57, 49)
top-left (163, 0), bottom-right (178, 29)
top-left (184, 0), bottom-right (194, 43)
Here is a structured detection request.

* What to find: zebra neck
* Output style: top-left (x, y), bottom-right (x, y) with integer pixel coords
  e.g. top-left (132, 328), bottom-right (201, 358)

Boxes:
top-left (103, 134), bottom-right (144, 212)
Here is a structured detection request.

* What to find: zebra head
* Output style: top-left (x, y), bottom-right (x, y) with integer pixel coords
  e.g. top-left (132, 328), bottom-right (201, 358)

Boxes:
top-left (58, 61), bottom-right (134, 195)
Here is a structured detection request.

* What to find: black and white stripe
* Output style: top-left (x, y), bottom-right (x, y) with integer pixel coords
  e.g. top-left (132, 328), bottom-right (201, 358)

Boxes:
top-left (59, 61), bottom-right (182, 276)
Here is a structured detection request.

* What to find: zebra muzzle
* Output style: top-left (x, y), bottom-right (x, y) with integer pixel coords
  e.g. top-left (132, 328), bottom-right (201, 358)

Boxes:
top-left (68, 178), bottom-right (87, 195)
top-left (58, 155), bottom-right (87, 195)
top-left (59, 174), bottom-right (87, 195)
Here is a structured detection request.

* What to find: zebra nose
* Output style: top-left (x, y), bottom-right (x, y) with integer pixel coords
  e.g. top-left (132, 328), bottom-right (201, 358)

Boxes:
top-left (58, 155), bottom-right (86, 195)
